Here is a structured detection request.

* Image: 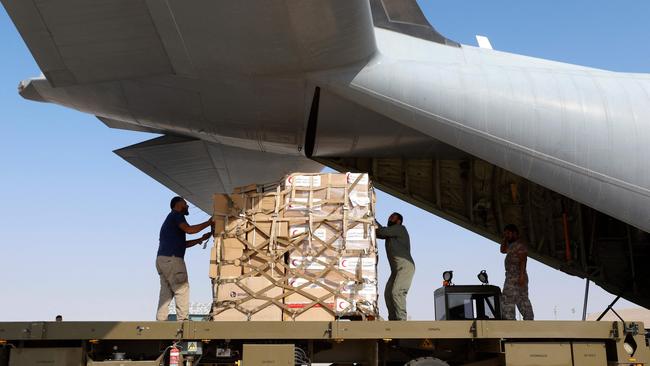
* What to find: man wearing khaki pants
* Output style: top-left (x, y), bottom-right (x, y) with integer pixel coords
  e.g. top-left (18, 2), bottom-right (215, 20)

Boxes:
top-left (376, 212), bottom-right (415, 321)
top-left (156, 196), bottom-right (213, 321)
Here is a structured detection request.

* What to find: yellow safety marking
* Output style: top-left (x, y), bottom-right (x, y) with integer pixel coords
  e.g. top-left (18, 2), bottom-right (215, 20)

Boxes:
top-left (188, 342), bottom-right (197, 352)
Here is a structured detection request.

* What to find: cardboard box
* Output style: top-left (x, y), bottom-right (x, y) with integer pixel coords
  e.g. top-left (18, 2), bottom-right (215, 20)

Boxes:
top-left (230, 193), bottom-right (248, 212)
top-left (213, 193), bottom-right (230, 214)
top-left (284, 276), bottom-right (339, 300)
top-left (252, 194), bottom-right (279, 213)
top-left (283, 274), bottom-right (344, 319)
top-left (246, 221), bottom-right (289, 247)
top-left (214, 219), bottom-right (226, 237)
top-left (223, 237), bottom-right (245, 247)
top-left (212, 277), bottom-right (282, 321)
top-left (283, 275), bottom-right (337, 322)
top-left (342, 223), bottom-right (374, 251)
top-left (289, 222), bottom-right (374, 251)
top-left (338, 256), bottom-right (377, 280)
top-left (215, 277), bottom-right (280, 302)
top-left (213, 305), bottom-right (281, 321)
top-left (222, 238), bottom-right (244, 261)
top-left (288, 254), bottom-right (338, 273)
top-left (285, 173), bottom-right (348, 189)
top-left (224, 217), bottom-right (247, 236)
top-left (283, 197), bottom-right (323, 217)
top-left (219, 265), bottom-right (242, 279)
top-left (337, 281), bottom-right (378, 314)
top-left (282, 304), bottom-right (335, 321)
top-left (287, 186), bottom-right (345, 202)
top-left (213, 194), bottom-right (230, 234)
top-left (233, 183), bottom-right (258, 194)
top-left (284, 174), bottom-right (322, 189)
top-left (209, 246), bottom-right (218, 279)
top-left (288, 225), bottom-right (339, 254)
top-left (242, 255), bottom-right (285, 278)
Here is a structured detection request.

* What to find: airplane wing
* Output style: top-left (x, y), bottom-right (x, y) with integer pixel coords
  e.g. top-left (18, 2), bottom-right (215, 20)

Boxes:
top-left (2, 0), bottom-right (174, 86)
top-left (114, 135), bottom-right (321, 212)
top-left (2, 0), bottom-right (377, 87)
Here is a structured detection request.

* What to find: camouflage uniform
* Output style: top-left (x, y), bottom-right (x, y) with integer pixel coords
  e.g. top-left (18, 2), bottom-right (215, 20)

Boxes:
top-left (502, 240), bottom-right (534, 320)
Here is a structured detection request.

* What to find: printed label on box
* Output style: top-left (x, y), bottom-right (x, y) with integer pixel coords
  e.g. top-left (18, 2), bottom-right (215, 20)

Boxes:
top-left (346, 228), bottom-right (368, 241)
top-left (290, 225), bottom-right (328, 241)
top-left (313, 228), bottom-right (328, 241)
top-left (289, 226), bottom-right (307, 237)
top-left (340, 282), bottom-right (378, 297)
top-left (287, 197), bottom-right (322, 210)
top-left (336, 297), bottom-right (377, 313)
top-left (287, 175), bottom-right (321, 188)
top-left (349, 190), bottom-right (370, 207)
top-left (336, 298), bottom-right (355, 312)
top-left (341, 241), bottom-right (371, 251)
top-left (289, 256), bottom-right (333, 270)
top-left (338, 257), bottom-right (376, 274)
top-left (347, 173), bottom-right (369, 185)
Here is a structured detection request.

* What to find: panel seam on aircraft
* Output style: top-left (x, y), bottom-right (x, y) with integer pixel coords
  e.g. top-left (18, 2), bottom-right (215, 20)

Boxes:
top-left (202, 141), bottom-right (229, 193)
top-left (28, 0), bottom-right (74, 85)
top-left (144, 0), bottom-right (197, 77)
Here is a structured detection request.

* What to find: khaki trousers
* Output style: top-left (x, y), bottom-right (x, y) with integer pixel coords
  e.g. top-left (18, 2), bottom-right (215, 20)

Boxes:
top-left (156, 256), bottom-right (189, 321)
top-left (385, 257), bottom-right (415, 321)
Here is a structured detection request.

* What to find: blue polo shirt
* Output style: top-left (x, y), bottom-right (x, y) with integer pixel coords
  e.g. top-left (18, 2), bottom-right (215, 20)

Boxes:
top-left (157, 211), bottom-right (188, 258)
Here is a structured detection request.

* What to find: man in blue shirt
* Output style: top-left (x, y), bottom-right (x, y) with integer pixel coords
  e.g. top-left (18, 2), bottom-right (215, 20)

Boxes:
top-left (156, 196), bottom-right (213, 321)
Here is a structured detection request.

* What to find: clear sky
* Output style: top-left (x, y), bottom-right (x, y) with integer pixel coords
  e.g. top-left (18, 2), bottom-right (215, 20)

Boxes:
top-left (1, 1), bottom-right (649, 321)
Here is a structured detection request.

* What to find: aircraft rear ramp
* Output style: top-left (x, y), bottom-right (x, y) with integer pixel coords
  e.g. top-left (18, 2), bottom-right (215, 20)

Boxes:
top-left (316, 155), bottom-right (650, 310)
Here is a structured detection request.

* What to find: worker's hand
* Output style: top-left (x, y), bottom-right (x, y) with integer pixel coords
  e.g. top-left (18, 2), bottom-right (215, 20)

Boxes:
top-left (518, 273), bottom-right (527, 287)
top-left (200, 232), bottom-right (212, 241)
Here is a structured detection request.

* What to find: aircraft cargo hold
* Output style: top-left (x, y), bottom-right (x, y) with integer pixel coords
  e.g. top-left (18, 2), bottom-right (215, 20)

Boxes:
top-left (209, 172), bottom-right (378, 321)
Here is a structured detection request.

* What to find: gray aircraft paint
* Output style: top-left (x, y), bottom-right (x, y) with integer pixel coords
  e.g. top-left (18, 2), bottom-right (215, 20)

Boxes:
top-left (311, 27), bottom-right (650, 233)
top-left (4, 2), bottom-right (650, 233)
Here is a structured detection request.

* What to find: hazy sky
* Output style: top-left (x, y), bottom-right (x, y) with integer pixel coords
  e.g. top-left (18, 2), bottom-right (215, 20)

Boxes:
top-left (1, 1), bottom-right (649, 321)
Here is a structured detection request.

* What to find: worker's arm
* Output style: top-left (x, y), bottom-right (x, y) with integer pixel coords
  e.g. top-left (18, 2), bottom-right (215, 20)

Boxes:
top-left (500, 237), bottom-right (508, 253)
top-left (186, 232), bottom-right (212, 248)
top-left (375, 221), bottom-right (401, 239)
top-left (518, 245), bottom-right (528, 286)
top-left (179, 218), bottom-right (213, 234)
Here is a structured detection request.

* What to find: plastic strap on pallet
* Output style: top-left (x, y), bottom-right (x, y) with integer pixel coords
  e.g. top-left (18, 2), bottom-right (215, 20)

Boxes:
top-left (270, 185), bottom-right (281, 252)
top-left (342, 181), bottom-right (349, 251)
top-left (212, 173), bottom-right (379, 321)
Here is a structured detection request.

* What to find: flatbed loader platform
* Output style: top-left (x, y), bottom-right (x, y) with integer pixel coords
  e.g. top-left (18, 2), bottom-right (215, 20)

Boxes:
top-left (0, 320), bottom-right (647, 366)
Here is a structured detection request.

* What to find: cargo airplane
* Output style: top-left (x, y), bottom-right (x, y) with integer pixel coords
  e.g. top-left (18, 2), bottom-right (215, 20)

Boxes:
top-left (3, 0), bottom-right (650, 308)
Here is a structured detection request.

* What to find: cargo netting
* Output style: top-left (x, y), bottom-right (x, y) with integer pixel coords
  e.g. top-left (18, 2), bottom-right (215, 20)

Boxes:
top-left (209, 173), bottom-right (378, 321)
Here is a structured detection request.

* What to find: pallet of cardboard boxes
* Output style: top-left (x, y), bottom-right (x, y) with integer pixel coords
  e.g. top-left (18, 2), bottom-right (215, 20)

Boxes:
top-left (209, 172), bottom-right (378, 321)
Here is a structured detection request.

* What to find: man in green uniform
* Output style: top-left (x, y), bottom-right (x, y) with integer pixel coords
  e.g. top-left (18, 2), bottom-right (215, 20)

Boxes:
top-left (376, 212), bottom-right (415, 321)
top-left (500, 224), bottom-right (534, 320)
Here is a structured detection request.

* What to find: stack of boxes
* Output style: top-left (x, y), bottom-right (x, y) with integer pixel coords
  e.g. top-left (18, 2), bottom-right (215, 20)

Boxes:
top-left (209, 172), bottom-right (378, 321)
